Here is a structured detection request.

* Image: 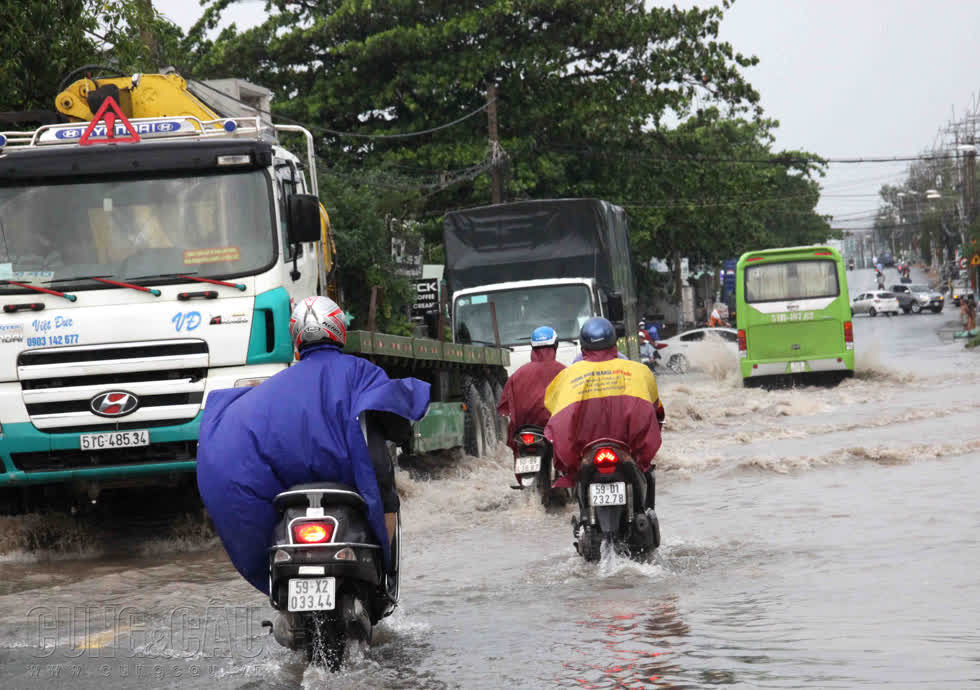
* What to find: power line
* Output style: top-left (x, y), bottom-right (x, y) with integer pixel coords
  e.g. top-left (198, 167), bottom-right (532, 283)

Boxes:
top-left (190, 77), bottom-right (494, 141)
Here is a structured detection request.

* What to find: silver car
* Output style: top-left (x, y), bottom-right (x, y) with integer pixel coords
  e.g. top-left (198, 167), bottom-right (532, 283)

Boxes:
top-left (852, 290), bottom-right (900, 317)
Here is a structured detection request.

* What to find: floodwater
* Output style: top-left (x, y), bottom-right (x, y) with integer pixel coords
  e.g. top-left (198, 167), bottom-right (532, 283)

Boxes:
top-left (1, 266), bottom-right (978, 689)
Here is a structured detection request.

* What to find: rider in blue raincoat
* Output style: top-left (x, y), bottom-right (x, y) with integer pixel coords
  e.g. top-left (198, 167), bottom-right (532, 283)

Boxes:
top-left (197, 296), bottom-right (430, 594)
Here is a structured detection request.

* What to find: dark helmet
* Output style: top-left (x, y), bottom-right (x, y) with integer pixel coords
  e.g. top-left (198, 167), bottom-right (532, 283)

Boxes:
top-left (579, 317), bottom-right (616, 350)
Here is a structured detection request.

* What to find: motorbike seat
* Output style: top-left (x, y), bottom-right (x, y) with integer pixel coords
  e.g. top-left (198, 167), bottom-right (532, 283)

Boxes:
top-left (273, 482), bottom-right (367, 512)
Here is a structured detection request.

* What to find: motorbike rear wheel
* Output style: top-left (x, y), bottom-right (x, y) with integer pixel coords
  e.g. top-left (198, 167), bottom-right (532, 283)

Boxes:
top-left (576, 524), bottom-right (603, 562)
top-left (306, 613), bottom-right (347, 671)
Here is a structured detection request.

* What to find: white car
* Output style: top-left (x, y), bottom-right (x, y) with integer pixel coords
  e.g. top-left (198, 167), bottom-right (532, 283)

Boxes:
top-left (852, 290), bottom-right (900, 317)
top-left (657, 327), bottom-right (738, 373)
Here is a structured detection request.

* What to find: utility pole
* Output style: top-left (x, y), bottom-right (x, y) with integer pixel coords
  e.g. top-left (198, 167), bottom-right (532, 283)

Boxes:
top-left (967, 149), bottom-right (979, 294)
top-left (487, 84), bottom-right (504, 204)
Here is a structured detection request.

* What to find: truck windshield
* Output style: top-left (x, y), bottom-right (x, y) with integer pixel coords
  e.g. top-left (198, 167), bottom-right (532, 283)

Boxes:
top-left (0, 169), bottom-right (274, 291)
top-left (744, 260), bottom-right (839, 303)
top-left (454, 284), bottom-right (593, 346)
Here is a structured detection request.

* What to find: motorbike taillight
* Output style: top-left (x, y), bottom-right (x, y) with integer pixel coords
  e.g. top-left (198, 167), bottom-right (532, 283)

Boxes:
top-left (520, 433), bottom-right (537, 445)
top-left (594, 448), bottom-right (620, 474)
top-left (292, 521), bottom-right (335, 544)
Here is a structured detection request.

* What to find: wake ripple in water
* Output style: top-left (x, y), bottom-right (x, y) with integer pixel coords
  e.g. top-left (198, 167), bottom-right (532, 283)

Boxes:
top-left (732, 438), bottom-right (980, 474)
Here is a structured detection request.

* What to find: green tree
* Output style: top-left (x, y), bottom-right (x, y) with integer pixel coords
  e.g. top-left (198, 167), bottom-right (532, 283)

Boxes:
top-left (188, 1), bottom-right (827, 285)
top-left (0, 0), bottom-right (183, 113)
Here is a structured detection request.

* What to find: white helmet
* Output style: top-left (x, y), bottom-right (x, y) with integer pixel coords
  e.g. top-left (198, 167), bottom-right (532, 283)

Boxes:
top-left (289, 295), bottom-right (347, 349)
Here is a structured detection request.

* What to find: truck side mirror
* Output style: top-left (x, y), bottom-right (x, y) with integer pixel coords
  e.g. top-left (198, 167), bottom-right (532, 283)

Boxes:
top-left (606, 292), bottom-right (624, 322)
top-left (286, 194), bottom-right (322, 244)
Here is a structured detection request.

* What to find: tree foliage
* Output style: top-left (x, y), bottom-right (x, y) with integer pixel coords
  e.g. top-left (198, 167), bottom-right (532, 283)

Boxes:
top-left (4, 0), bottom-right (833, 322)
top-left (0, 1), bottom-right (183, 112)
top-left (187, 0), bottom-right (829, 286)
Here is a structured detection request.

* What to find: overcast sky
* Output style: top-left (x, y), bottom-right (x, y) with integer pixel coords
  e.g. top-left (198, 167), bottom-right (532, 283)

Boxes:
top-left (163, 0), bottom-right (980, 234)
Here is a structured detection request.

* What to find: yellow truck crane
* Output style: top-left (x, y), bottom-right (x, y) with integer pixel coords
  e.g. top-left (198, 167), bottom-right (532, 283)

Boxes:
top-left (0, 71), bottom-right (506, 512)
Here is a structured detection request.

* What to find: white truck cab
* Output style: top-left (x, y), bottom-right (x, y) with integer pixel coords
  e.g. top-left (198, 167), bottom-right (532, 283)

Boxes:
top-left (0, 110), bottom-right (326, 493)
top-left (452, 277), bottom-right (615, 374)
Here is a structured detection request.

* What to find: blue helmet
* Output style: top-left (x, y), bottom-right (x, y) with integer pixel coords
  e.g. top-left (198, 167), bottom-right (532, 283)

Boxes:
top-left (530, 325), bottom-right (558, 348)
top-left (579, 317), bottom-right (616, 350)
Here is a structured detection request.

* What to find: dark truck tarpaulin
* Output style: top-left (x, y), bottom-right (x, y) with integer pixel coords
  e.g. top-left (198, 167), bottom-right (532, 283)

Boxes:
top-left (442, 198), bottom-right (635, 306)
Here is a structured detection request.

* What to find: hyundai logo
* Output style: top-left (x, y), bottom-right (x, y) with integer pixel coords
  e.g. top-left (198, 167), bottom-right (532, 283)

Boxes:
top-left (90, 391), bottom-right (140, 417)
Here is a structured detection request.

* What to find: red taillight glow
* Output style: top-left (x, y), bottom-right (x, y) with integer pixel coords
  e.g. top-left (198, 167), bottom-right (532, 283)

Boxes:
top-left (737, 329), bottom-right (746, 351)
top-left (292, 522), bottom-right (335, 544)
top-left (843, 321), bottom-right (853, 342)
top-left (814, 251), bottom-right (832, 256)
top-left (746, 257), bottom-right (764, 262)
top-left (594, 448), bottom-right (620, 474)
top-left (520, 433), bottom-right (537, 445)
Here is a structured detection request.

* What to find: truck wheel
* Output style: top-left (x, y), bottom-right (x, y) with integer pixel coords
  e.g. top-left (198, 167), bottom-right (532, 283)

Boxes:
top-left (462, 380), bottom-right (487, 458)
top-left (491, 379), bottom-right (507, 440)
top-left (478, 379), bottom-right (500, 447)
top-left (911, 303), bottom-right (921, 314)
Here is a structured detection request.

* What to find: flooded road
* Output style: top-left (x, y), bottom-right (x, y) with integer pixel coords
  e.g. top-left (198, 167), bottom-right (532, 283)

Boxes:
top-left (1, 266), bottom-right (977, 688)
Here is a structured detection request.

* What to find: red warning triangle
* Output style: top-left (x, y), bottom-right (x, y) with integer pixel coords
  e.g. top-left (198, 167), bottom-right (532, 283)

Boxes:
top-left (79, 96), bottom-right (140, 146)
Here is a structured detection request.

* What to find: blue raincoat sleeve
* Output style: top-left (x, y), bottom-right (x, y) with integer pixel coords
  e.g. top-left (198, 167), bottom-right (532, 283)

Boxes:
top-left (196, 346), bottom-right (430, 594)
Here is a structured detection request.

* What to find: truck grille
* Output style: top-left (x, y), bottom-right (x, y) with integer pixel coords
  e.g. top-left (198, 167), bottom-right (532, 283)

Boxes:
top-left (17, 339), bottom-right (209, 432)
top-left (10, 441), bottom-right (197, 472)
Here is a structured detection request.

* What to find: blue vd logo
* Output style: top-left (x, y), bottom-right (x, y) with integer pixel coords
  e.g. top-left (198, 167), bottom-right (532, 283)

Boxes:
top-left (172, 311), bottom-right (202, 332)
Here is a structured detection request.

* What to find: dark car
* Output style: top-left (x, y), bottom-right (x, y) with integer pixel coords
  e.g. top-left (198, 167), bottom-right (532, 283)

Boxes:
top-left (879, 251), bottom-right (895, 267)
top-left (887, 284), bottom-right (916, 313)
top-left (891, 283), bottom-right (944, 313)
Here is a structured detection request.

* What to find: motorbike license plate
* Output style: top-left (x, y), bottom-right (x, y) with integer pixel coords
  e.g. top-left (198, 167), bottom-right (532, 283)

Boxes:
top-left (287, 577), bottom-right (336, 612)
top-left (790, 361), bottom-right (806, 373)
top-left (515, 456), bottom-right (541, 474)
top-left (79, 430), bottom-right (149, 451)
top-left (590, 482), bottom-right (626, 506)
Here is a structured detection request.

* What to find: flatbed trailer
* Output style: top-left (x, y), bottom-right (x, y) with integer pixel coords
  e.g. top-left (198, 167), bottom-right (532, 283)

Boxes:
top-left (344, 331), bottom-right (509, 457)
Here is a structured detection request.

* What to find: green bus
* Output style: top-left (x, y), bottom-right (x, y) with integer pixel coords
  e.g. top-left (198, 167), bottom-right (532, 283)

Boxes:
top-left (735, 245), bottom-right (854, 384)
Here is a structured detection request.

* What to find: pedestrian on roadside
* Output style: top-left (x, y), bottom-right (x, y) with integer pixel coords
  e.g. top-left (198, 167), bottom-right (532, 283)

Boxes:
top-left (967, 295), bottom-right (977, 331)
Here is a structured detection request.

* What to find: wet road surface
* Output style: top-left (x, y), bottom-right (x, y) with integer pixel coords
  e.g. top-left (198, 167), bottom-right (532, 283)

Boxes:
top-left (1, 265), bottom-right (977, 688)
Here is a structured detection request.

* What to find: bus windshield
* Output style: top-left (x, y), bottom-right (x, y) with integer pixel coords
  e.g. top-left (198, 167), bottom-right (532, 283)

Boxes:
top-left (0, 169), bottom-right (274, 292)
top-left (744, 260), bottom-right (839, 303)
top-left (454, 284), bottom-right (593, 346)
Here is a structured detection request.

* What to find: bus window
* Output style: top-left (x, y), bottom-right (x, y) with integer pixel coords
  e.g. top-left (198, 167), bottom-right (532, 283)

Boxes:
top-left (744, 260), bottom-right (839, 303)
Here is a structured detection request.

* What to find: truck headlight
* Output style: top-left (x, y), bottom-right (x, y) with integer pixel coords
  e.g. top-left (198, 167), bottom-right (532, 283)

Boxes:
top-left (234, 377), bottom-right (270, 388)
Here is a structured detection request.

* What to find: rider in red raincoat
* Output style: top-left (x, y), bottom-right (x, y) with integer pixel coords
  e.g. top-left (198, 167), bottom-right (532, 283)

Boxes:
top-left (496, 326), bottom-right (566, 453)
